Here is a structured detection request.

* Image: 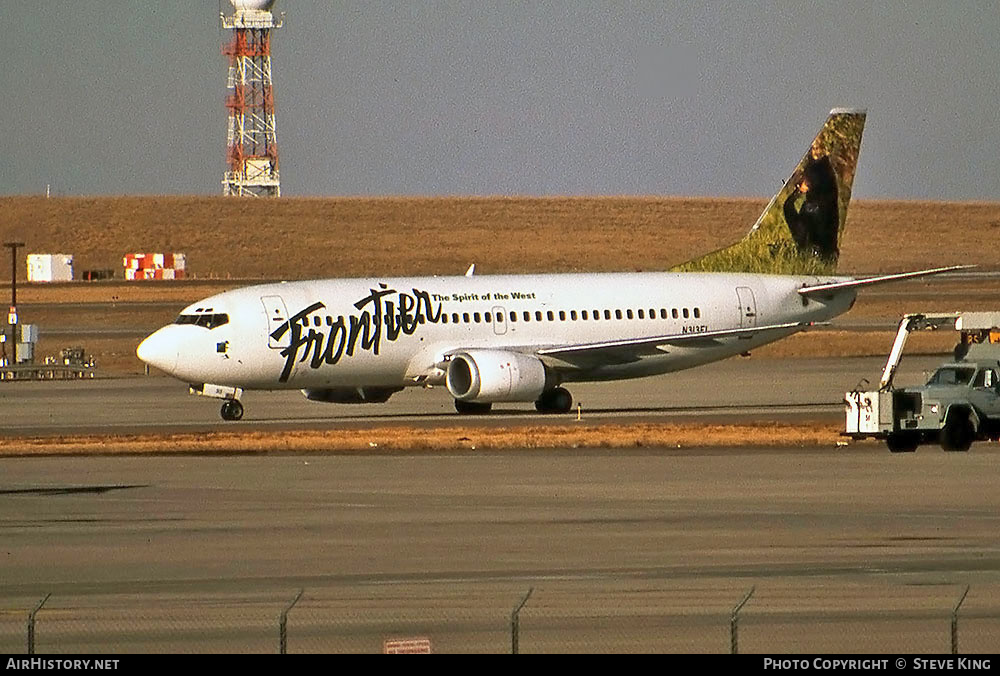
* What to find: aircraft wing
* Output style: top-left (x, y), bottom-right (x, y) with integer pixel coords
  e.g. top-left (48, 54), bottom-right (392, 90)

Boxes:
top-left (797, 265), bottom-right (974, 298)
top-left (534, 321), bottom-right (812, 368)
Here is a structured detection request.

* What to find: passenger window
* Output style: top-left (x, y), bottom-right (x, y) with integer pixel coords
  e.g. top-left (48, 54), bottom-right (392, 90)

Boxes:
top-left (604, 310), bottom-right (611, 320)
top-left (510, 311), bottom-right (517, 322)
top-left (615, 309), bottom-right (622, 320)
top-left (626, 310), bottom-right (633, 320)
top-left (582, 310), bottom-right (589, 320)
top-left (683, 308), bottom-right (689, 318)
top-left (524, 311), bottom-right (530, 322)
top-left (694, 308), bottom-right (701, 319)
top-left (484, 313), bottom-right (491, 323)
top-left (638, 309), bottom-right (645, 319)
top-left (473, 312), bottom-right (481, 323)
top-left (441, 314), bottom-right (449, 324)
top-left (660, 309), bottom-right (667, 319)
top-left (547, 311), bottom-right (554, 321)
top-left (571, 310), bottom-right (578, 321)
top-left (559, 310), bottom-right (566, 321)
top-left (649, 308), bottom-right (655, 318)
top-left (496, 312), bottom-right (503, 322)
top-left (463, 313), bottom-right (470, 323)
top-left (672, 309), bottom-right (679, 319)
top-left (535, 311), bottom-right (543, 321)
top-left (452, 313), bottom-right (459, 324)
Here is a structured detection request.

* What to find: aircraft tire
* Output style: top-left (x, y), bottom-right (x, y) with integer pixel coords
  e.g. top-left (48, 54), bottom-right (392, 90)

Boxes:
top-left (535, 387), bottom-right (573, 414)
top-left (221, 399), bottom-right (244, 421)
top-left (455, 400), bottom-right (492, 415)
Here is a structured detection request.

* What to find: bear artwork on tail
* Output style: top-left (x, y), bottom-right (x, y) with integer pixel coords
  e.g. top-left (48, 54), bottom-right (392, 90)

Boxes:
top-left (782, 148), bottom-right (839, 262)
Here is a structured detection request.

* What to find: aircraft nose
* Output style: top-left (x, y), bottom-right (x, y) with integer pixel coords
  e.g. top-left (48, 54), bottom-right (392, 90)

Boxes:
top-left (137, 327), bottom-right (179, 374)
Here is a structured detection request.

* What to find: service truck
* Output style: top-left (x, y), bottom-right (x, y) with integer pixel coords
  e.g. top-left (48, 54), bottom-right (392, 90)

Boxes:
top-left (845, 312), bottom-right (1000, 452)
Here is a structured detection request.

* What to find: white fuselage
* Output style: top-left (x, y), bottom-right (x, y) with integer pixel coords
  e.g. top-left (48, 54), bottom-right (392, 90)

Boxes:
top-left (138, 271), bottom-right (855, 392)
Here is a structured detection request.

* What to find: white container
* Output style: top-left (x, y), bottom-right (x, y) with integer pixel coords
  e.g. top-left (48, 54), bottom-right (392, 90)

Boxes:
top-left (27, 254), bottom-right (73, 282)
top-left (20, 324), bottom-right (38, 343)
top-left (16, 342), bottom-right (34, 363)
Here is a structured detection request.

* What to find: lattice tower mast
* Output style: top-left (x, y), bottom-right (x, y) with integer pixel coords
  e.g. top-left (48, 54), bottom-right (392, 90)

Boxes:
top-left (221, 0), bottom-right (282, 197)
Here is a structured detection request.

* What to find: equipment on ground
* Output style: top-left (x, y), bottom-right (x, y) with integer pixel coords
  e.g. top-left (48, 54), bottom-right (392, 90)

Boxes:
top-left (845, 312), bottom-right (1000, 452)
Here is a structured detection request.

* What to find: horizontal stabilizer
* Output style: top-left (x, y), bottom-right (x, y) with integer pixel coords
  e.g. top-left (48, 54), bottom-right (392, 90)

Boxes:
top-left (797, 265), bottom-right (975, 297)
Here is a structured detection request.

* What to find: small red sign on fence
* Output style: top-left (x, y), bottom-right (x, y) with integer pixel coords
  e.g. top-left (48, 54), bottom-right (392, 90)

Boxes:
top-left (383, 637), bottom-right (432, 654)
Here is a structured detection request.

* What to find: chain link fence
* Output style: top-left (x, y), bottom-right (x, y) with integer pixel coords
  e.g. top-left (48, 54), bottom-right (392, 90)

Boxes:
top-left (2, 581), bottom-right (998, 653)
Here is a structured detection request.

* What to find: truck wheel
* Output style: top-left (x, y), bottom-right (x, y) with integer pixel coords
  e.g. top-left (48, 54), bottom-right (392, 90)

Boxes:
top-left (886, 433), bottom-right (918, 453)
top-left (940, 415), bottom-right (974, 452)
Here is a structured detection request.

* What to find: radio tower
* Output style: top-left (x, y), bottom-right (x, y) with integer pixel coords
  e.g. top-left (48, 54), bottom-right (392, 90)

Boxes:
top-left (221, 0), bottom-right (282, 197)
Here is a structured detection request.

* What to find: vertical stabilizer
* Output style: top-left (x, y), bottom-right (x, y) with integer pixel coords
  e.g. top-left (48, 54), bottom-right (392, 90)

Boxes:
top-left (673, 108), bottom-right (866, 275)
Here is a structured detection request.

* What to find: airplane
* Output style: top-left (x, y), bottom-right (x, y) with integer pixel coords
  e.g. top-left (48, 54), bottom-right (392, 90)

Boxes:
top-left (137, 108), bottom-right (965, 421)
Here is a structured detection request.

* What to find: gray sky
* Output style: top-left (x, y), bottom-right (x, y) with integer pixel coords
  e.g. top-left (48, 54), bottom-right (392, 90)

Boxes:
top-left (2, 1), bottom-right (998, 199)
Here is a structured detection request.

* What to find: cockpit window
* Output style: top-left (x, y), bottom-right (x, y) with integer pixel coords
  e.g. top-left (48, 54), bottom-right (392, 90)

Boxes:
top-left (175, 313), bottom-right (230, 329)
top-left (926, 366), bottom-right (975, 387)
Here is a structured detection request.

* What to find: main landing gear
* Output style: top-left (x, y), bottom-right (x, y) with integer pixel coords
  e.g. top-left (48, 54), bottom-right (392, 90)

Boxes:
top-left (535, 387), bottom-right (573, 414)
top-left (454, 400), bottom-right (493, 414)
top-left (453, 387), bottom-right (575, 415)
top-left (220, 399), bottom-right (244, 421)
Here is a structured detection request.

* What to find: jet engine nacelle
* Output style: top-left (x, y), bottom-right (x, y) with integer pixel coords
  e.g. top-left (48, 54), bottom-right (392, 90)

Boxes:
top-left (446, 350), bottom-right (547, 402)
top-left (302, 386), bottom-right (402, 404)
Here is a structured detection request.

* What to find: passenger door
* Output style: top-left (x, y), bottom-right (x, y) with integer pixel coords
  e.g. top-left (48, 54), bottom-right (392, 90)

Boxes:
top-left (261, 295), bottom-right (291, 349)
top-left (736, 287), bottom-right (757, 330)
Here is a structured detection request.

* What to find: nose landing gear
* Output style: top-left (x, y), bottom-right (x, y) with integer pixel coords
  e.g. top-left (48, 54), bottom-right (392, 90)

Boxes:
top-left (189, 384), bottom-right (245, 422)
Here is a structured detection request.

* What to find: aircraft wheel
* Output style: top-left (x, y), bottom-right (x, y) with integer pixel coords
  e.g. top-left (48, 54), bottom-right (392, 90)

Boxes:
top-left (940, 414), bottom-right (973, 452)
top-left (885, 433), bottom-right (918, 453)
top-left (535, 387), bottom-right (573, 414)
top-left (455, 399), bottom-right (492, 415)
top-left (221, 399), bottom-right (244, 421)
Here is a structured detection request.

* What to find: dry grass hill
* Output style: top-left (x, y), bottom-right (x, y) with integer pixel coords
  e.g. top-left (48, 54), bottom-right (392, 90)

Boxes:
top-left (2, 196), bottom-right (999, 281)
